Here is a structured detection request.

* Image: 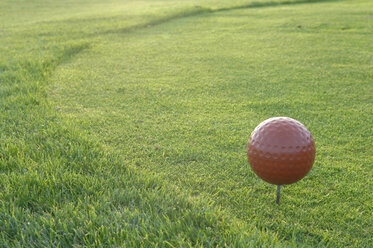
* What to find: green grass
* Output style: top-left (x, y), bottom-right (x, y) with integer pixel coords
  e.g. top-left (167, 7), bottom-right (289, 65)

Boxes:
top-left (1, 0), bottom-right (372, 247)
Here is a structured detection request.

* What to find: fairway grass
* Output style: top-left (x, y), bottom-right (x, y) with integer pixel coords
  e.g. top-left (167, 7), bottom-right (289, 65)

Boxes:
top-left (1, 0), bottom-right (372, 247)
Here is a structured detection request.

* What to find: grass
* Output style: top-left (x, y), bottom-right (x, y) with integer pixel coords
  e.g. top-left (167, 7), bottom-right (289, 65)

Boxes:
top-left (1, 0), bottom-right (372, 247)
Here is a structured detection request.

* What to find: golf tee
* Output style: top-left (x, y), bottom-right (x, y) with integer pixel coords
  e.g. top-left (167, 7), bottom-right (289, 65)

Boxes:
top-left (276, 185), bottom-right (281, 205)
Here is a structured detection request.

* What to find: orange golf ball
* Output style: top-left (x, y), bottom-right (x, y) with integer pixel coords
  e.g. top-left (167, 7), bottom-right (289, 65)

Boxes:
top-left (247, 117), bottom-right (316, 185)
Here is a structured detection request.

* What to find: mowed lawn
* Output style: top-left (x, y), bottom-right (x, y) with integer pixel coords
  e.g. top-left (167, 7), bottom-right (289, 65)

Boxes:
top-left (1, 0), bottom-right (372, 247)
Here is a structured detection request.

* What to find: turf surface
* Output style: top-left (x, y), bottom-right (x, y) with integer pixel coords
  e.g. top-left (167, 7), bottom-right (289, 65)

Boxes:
top-left (1, 0), bottom-right (372, 247)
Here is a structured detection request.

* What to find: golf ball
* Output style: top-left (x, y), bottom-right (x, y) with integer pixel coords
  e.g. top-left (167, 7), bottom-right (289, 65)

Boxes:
top-left (247, 117), bottom-right (316, 185)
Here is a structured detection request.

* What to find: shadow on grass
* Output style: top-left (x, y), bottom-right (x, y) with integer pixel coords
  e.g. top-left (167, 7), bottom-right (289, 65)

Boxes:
top-left (104, 0), bottom-right (341, 35)
top-left (216, 0), bottom-right (341, 12)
